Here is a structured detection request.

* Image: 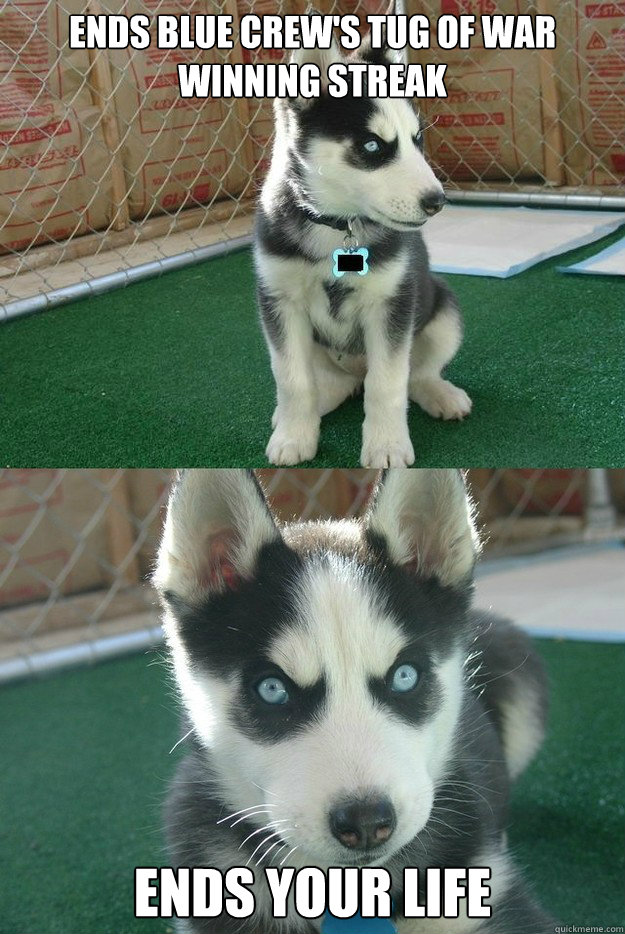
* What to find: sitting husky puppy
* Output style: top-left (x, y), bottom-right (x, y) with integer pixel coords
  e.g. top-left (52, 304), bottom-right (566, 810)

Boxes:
top-left (255, 35), bottom-right (472, 467)
top-left (155, 469), bottom-right (555, 933)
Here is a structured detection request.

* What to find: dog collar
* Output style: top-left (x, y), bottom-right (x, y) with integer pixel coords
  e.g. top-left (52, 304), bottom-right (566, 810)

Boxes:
top-left (301, 207), bottom-right (363, 233)
top-left (322, 911), bottom-right (397, 932)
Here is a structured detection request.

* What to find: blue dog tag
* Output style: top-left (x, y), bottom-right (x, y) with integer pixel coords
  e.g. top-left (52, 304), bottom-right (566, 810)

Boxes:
top-left (332, 247), bottom-right (369, 278)
top-left (322, 910), bottom-right (397, 933)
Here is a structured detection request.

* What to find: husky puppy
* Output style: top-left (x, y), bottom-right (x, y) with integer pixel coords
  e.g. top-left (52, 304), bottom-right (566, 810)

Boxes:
top-left (155, 469), bottom-right (555, 933)
top-left (255, 35), bottom-right (472, 467)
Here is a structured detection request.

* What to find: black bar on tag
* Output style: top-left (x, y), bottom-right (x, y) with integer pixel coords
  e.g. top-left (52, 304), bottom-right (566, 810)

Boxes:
top-left (337, 252), bottom-right (364, 272)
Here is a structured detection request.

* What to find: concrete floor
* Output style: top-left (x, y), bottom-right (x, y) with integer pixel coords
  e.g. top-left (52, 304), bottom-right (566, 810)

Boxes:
top-left (475, 543), bottom-right (625, 641)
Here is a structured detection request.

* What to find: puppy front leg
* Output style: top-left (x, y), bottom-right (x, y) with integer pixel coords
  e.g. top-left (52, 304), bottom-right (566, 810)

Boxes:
top-left (265, 301), bottom-right (320, 466)
top-left (361, 319), bottom-right (414, 468)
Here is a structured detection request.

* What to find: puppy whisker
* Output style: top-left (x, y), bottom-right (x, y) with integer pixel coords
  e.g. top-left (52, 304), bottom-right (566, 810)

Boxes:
top-left (239, 820), bottom-right (289, 850)
top-left (279, 844), bottom-right (299, 867)
top-left (246, 830), bottom-right (287, 867)
top-left (216, 804), bottom-right (277, 826)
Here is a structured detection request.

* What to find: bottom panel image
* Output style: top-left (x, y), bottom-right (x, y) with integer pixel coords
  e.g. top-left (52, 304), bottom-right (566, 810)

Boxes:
top-left (1, 469), bottom-right (623, 934)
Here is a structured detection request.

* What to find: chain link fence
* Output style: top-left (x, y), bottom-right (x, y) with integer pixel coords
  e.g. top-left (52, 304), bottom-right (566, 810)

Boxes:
top-left (1, 467), bottom-right (623, 682)
top-left (1, 1), bottom-right (624, 316)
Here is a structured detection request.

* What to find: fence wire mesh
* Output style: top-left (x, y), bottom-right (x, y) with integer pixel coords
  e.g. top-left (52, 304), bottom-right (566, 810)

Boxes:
top-left (1, 1), bottom-right (624, 313)
top-left (0, 468), bottom-right (623, 681)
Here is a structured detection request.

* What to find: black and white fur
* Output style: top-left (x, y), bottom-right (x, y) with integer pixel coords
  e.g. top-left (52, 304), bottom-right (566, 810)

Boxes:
top-left (254, 35), bottom-right (472, 467)
top-left (155, 469), bottom-right (555, 933)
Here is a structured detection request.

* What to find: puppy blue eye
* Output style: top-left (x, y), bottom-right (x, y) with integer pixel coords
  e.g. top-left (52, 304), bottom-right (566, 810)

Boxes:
top-left (256, 677), bottom-right (289, 705)
top-left (390, 664), bottom-right (419, 693)
top-left (363, 139), bottom-right (380, 153)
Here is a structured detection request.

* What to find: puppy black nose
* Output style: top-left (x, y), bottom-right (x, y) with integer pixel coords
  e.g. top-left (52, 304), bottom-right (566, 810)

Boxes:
top-left (420, 190), bottom-right (446, 216)
top-left (329, 797), bottom-right (396, 850)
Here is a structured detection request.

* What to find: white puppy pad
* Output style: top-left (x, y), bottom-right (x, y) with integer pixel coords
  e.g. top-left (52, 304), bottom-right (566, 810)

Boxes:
top-left (423, 204), bottom-right (625, 278)
top-left (559, 235), bottom-right (625, 276)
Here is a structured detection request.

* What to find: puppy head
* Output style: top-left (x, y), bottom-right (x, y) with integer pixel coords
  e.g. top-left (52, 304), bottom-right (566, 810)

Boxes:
top-left (155, 469), bottom-right (479, 868)
top-left (274, 34), bottom-right (445, 230)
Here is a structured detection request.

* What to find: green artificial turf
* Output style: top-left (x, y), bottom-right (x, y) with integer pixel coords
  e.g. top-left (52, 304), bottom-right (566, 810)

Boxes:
top-left (1, 639), bottom-right (623, 933)
top-left (3, 228), bottom-right (625, 467)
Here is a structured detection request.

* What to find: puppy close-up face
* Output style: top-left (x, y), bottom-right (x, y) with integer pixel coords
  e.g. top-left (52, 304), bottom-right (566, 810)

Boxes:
top-left (155, 469), bottom-right (477, 869)
top-left (278, 44), bottom-right (446, 229)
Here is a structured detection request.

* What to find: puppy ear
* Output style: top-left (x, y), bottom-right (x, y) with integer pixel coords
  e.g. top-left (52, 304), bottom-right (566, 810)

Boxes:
top-left (364, 469), bottom-right (480, 587)
top-left (154, 470), bottom-right (280, 603)
top-left (359, 0), bottom-right (407, 67)
top-left (288, 21), bottom-right (343, 102)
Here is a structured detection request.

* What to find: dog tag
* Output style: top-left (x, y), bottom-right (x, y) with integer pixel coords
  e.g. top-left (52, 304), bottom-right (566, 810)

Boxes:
top-left (332, 247), bottom-right (369, 278)
top-left (322, 911), bottom-right (397, 933)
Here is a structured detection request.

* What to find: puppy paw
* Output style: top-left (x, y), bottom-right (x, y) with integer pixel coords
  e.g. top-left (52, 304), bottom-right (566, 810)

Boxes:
top-left (266, 423), bottom-right (319, 465)
top-left (410, 378), bottom-right (472, 421)
top-left (360, 428), bottom-right (415, 467)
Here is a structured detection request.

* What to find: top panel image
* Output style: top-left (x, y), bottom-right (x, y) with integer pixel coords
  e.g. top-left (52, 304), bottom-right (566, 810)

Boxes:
top-left (2, 1), bottom-right (624, 468)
